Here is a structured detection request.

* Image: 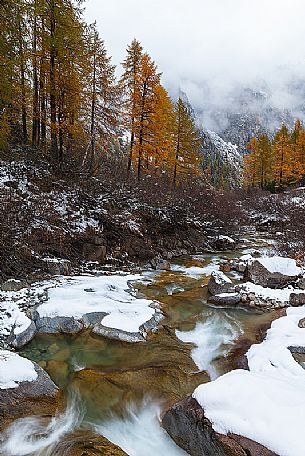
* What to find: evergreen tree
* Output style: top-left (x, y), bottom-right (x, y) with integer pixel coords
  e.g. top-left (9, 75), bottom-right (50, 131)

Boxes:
top-left (121, 39), bottom-right (143, 172)
top-left (83, 24), bottom-right (121, 174)
top-left (172, 98), bottom-right (202, 185)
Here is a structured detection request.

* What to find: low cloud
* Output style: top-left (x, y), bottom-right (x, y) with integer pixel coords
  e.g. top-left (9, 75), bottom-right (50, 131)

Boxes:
top-left (85, 0), bottom-right (305, 130)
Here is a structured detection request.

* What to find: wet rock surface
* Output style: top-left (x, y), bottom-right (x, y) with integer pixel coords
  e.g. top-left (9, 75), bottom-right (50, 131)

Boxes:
top-left (72, 364), bottom-right (208, 416)
top-left (50, 430), bottom-right (128, 456)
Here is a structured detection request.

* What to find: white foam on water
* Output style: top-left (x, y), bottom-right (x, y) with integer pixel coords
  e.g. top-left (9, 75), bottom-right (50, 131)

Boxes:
top-left (0, 393), bottom-right (83, 456)
top-left (176, 312), bottom-right (243, 379)
top-left (94, 399), bottom-right (187, 456)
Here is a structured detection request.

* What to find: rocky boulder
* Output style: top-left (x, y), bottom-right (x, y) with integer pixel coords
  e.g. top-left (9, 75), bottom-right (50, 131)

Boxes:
top-left (208, 271), bottom-right (233, 295)
top-left (44, 259), bottom-right (72, 276)
top-left (162, 396), bottom-right (278, 456)
top-left (0, 356), bottom-right (63, 431)
top-left (244, 256), bottom-right (301, 289)
top-left (35, 315), bottom-right (83, 334)
top-left (82, 236), bottom-right (107, 264)
top-left (289, 293), bottom-right (305, 307)
top-left (1, 279), bottom-right (28, 292)
top-left (209, 235), bottom-right (237, 251)
top-left (49, 431), bottom-right (128, 455)
top-left (7, 321), bottom-right (37, 349)
top-left (208, 293), bottom-right (241, 307)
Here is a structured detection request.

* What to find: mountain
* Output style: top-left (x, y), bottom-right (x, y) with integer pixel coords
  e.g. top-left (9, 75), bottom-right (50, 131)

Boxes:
top-left (201, 130), bottom-right (242, 188)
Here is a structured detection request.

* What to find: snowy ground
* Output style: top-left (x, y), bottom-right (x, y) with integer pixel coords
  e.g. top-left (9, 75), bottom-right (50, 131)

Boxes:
top-left (193, 305), bottom-right (305, 456)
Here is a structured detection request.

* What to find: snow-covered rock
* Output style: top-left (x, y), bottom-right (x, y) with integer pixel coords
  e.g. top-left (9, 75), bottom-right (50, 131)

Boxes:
top-left (0, 351), bottom-right (62, 431)
top-left (191, 306), bottom-right (305, 456)
top-left (208, 271), bottom-right (233, 295)
top-left (35, 274), bottom-right (163, 342)
top-left (209, 234), bottom-right (237, 251)
top-left (245, 256), bottom-right (302, 288)
top-left (208, 292), bottom-right (241, 307)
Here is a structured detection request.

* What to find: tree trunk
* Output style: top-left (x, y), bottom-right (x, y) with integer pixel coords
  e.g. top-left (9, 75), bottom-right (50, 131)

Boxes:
top-left (17, 12), bottom-right (28, 143)
top-left (49, 0), bottom-right (58, 159)
top-left (32, 0), bottom-right (39, 148)
top-left (90, 48), bottom-right (97, 173)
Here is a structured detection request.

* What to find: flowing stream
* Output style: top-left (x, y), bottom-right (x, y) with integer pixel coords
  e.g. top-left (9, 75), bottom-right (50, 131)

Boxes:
top-left (1, 236), bottom-right (278, 456)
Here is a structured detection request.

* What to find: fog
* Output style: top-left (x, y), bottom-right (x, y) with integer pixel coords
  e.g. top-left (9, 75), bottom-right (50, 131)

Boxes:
top-left (84, 0), bottom-right (305, 129)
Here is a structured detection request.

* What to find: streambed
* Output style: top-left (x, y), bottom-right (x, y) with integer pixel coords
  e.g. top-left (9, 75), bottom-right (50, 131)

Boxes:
top-left (2, 237), bottom-right (278, 456)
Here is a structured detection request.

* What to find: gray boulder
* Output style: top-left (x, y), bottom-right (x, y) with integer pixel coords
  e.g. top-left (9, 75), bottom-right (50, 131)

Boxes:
top-left (35, 316), bottom-right (83, 334)
top-left (82, 312), bottom-right (108, 328)
top-left (155, 260), bottom-right (171, 271)
top-left (298, 318), bottom-right (305, 328)
top-left (92, 325), bottom-right (145, 342)
top-left (7, 321), bottom-right (37, 349)
top-left (1, 279), bottom-right (28, 292)
top-left (92, 310), bottom-right (164, 343)
top-left (209, 235), bottom-right (237, 251)
top-left (244, 257), bottom-right (301, 289)
top-left (45, 259), bottom-right (72, 276)
top-left (289, 293), bottom-right (305, 307)
top-left (208, 293), bottom-right (241, 307)
top-left (208, 271), bottom-right (233, 295)
top-left (162, 396), bottom-right (278, 456)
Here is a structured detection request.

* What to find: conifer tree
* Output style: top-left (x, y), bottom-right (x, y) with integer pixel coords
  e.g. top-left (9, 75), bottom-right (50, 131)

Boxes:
top-left (273, 125), bottom-right (293, 189)
top-left (84, 24), bottom-right (121, 174)
top-left (121, 39), bottom-right (143, 172)
top-left (150, 84), bottom-right (175, 172)
top-left (133, 53), bottom-right (161, 179)
top-left (172, 98), bottom-right (202, 185)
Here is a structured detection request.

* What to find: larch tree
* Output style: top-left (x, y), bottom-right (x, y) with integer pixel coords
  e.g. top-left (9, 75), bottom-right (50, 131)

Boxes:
top-left (243, 137), bottom-right (260, 187)
top-left (291, 119), bottom-right (305, 184)
top-left (133, 53), bottom-right (161, 179)
top-left (258, 134), bottom-right (274, 189)
top-left (149, 84), bottom-right (175, 173)
top-left (273, 124), bottom-right (293, 189)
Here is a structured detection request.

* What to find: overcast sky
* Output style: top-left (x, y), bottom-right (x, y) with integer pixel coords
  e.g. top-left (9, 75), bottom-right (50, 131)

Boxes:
top-left (84, 0), bottom-right (305, 123)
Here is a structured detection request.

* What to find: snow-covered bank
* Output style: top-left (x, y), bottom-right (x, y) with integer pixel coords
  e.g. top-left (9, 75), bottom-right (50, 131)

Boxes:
top-left (193, 305), bottom-right (305, 456)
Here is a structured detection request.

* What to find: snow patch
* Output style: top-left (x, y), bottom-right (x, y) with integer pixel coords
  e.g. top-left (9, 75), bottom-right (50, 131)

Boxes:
top-left (256, 256), bottom-right (301, 276)
top-left (0, 351), bottom-right (37, 389)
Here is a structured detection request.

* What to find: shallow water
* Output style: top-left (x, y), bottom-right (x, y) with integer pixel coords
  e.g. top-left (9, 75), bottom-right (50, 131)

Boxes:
top-left (5, 237), bottom-right (278, 456)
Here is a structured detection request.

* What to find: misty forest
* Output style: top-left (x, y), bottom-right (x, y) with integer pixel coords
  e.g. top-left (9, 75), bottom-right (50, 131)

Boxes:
top-left (0, 1), bottom-right (304, 456)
